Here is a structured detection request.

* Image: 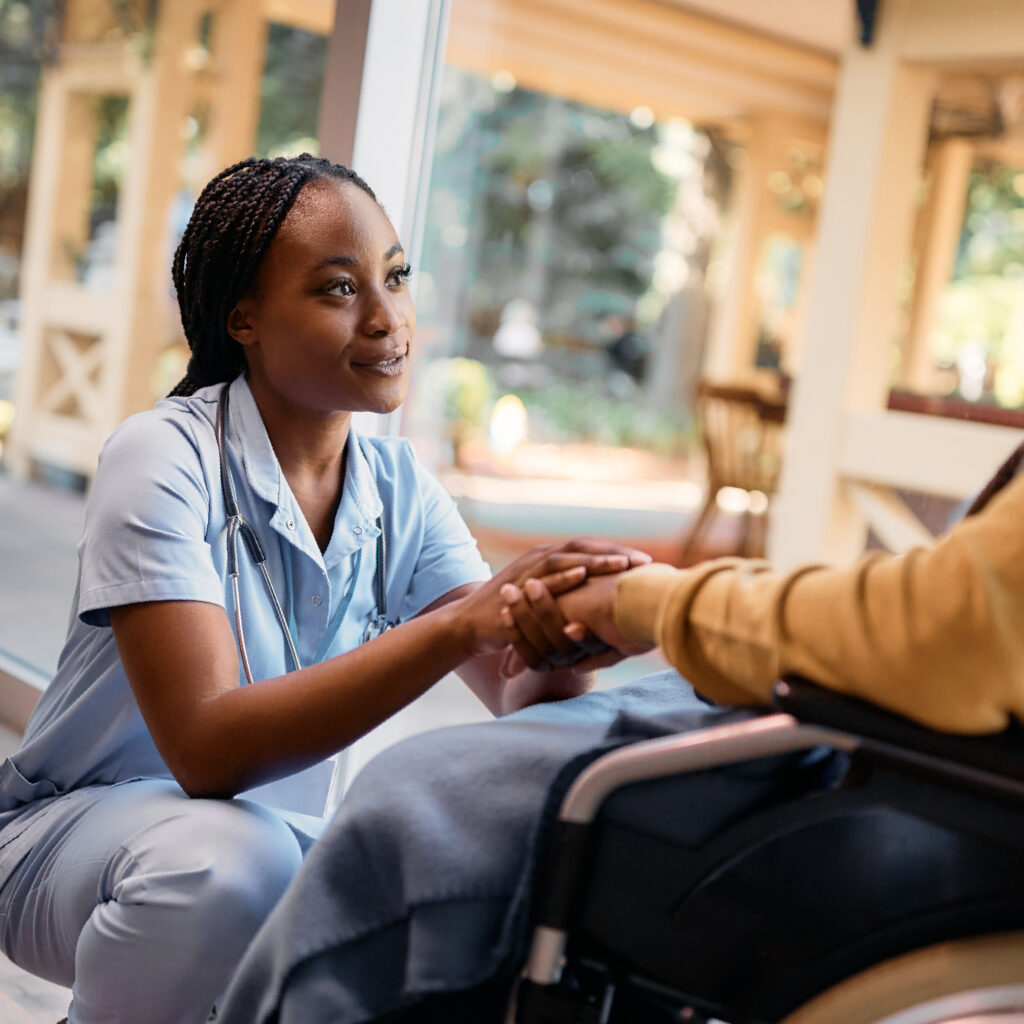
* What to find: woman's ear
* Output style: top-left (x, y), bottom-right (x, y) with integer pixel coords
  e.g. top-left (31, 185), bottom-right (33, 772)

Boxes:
top-left (226, 298), bottom-right (257, 347)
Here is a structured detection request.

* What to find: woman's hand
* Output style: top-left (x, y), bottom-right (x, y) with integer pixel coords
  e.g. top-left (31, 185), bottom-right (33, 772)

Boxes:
top-left (451, 538), bottom-right (651, 658)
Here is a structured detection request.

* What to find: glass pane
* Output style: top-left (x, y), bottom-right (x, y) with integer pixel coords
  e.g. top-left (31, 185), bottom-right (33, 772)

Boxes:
top-left (890, 76), bottom-right (1024, 428)
top-left (405, 23), bottom-right (743, 583)
top-left (256, 22), bottom-right (329, 159)
top-left (0, 0), bottom-right (52, 402)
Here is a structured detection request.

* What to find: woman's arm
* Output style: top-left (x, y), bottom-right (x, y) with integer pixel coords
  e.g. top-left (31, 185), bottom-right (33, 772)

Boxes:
top-left (112, 596), bottom-right (479, 799)
top-left (111, 541), bottom-right (638, 799)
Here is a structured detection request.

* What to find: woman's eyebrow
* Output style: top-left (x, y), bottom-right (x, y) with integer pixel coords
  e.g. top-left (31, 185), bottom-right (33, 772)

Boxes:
top-left (312, 243), bottom-right (404, 271)
top-left (313, 255), bottom-right (357, 270)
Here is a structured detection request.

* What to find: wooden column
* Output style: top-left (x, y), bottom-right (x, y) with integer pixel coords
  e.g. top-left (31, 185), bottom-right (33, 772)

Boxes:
top-left (8, 0), bottom-right (275, 479)
top-left (702, 113), bottom-right (827, 385)
top-left (203, 1), bottom-right (268, 174)
top-left (898, 136), bottom-right (974, 392)
top-left (113, 0), bottom-right (203, 423)
top-left (771, 0), bottom-right (936, 569)
top-left (702, 115), bottom-right (778, 382)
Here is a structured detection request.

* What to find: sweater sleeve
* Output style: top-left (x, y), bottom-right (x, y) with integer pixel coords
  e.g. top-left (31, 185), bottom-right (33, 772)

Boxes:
top-left (612, 472), bottom-right (1024, 734)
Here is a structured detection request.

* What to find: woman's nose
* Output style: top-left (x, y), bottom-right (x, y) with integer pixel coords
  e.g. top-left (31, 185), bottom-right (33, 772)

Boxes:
top-left (363, 288), bottom-right (404, 335)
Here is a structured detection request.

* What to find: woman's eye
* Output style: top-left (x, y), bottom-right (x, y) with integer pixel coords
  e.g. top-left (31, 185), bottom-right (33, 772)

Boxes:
top-left (324, 279), bottom-right (355, 297)
top-left (387, 263), bottom-right (413, 288)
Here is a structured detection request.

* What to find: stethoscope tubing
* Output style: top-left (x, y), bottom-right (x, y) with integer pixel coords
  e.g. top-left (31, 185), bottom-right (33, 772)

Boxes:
top-left (218, 387), bottom-right (366, 684)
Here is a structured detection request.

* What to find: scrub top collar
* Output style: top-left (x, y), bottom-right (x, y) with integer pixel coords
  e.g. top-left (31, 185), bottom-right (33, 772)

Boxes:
top-left (225, 375), bottom-right (383, 569)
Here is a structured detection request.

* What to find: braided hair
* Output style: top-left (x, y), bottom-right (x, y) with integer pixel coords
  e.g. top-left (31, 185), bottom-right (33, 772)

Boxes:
top-left (169, 154), bottom-right (377, 397)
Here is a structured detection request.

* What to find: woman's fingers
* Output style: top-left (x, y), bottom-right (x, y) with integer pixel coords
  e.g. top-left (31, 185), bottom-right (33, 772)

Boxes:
top-left (543, 552), bottom-right (630, 577)
top-left (499, 584), bottom-right (552, 671)
top-left (500, 540), bottom-right (651, 595)
top-left (499, 580), bottom-right (580, 669)
top-left (522, 578), bottom-right (580, 663)
top-left (499, 587), bottom-right (546, 671)
top-left (538, 566), bottom-right (589, 597)
top-left (557, 538), bottom-right (653, 566)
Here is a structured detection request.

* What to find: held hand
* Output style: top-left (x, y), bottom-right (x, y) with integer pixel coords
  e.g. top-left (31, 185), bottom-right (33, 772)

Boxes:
top-left (499, 578), bottom-right (584, 671)
top-left (454, 538), bottom-right (652, 658)
top-left (500, 572), bottom-right (653, 678)
top-left (558, 574), bottom-right (652, 656)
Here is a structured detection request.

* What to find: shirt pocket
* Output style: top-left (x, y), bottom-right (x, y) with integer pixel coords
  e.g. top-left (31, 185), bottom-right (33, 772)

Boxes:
top-left (0, 759), bottom-right (58, 814)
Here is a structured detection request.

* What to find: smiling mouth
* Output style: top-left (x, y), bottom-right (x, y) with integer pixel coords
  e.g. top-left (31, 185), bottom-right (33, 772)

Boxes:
top-left (355, 347), bottom-right (409, 378)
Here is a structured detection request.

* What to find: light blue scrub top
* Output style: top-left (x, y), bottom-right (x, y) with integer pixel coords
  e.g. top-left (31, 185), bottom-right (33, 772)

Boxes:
top-left (0, 376), bottom-right (490, 883)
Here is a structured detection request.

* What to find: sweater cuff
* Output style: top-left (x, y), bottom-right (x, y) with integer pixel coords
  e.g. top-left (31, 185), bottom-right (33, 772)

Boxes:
top-left (614, 563), bottom-right (684, 646)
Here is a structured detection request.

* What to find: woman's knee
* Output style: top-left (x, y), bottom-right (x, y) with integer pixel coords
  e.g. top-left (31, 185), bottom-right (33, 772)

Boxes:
top-left (114, 797), bottom-right (304, 940)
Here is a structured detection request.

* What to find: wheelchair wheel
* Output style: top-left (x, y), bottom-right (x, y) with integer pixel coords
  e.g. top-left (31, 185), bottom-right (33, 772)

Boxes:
top-left (780, 931), bottom-right (1024, 1024)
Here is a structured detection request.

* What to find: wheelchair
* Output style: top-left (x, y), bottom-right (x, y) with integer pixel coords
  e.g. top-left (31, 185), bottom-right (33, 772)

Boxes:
top-left (510, 678), bottom-right (1024, 1024)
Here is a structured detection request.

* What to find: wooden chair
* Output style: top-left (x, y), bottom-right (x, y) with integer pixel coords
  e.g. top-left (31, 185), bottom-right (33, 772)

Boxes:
top-left (680, 379), bottom-right (787, 563)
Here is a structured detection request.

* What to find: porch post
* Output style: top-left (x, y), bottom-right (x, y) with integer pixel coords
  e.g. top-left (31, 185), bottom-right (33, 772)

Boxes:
top-left (770, 0), bottom-right (935, 569)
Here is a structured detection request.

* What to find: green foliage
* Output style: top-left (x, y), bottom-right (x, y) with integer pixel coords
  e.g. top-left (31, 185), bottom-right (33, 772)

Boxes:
top-left (929, 161), bottom-right (1024, 407)
top-left (515, 381), bottom-right (688, 455)
top-left (934, 275), bottom-right (1024, 406)
top-left (256, 23), bottom-right (327, 159)
top-left (422, 358), bottom-right (495, 431)
top-left (954, 162), bottom-right (1024, 279)
top-left (421, 70), bottom-right (677, 351)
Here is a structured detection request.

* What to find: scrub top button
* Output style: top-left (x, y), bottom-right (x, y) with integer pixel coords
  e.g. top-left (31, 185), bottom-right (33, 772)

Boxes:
top-left (312, 594), bottom-right (323, 606)
top-left (353, 525), bottom-right (363, 535)
top-left (286, 518), bottom-right (296, 531)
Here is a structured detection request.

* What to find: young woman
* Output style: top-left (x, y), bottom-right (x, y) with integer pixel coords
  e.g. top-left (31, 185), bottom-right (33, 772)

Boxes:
top-left (0, 154), bottom-right (647, 1024)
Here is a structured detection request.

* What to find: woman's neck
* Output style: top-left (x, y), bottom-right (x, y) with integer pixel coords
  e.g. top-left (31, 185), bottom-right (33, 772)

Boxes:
top-left (246, 377), bottom-right (352, 551)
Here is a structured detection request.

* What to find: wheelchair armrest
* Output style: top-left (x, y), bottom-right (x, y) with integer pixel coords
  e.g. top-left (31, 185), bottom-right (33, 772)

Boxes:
top-left (773, 676), bottom-right (1024, 783)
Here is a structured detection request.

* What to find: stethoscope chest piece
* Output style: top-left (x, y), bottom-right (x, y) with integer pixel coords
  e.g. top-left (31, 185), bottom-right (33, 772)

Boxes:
top-left (363, 616), bottom-right (394, 643)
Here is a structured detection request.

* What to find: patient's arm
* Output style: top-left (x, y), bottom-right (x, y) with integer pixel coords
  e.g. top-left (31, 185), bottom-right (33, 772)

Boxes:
top-left (609, 472), bottom-right (1024, 734)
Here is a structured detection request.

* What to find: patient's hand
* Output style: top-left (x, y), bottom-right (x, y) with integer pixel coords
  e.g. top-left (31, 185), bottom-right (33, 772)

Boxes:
top-left (558, 575), bottom-right (653, 658)
top-left (499, 573), bottom-right (653, 680)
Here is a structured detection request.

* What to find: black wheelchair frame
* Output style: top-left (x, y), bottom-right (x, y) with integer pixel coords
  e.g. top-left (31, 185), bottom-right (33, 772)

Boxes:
top-left (510, 679), bottom-right (1024, 1024)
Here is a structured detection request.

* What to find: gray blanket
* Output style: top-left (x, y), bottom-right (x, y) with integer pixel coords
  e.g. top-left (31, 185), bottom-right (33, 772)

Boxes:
top-left (217, 672), bottom-right (770, 1023)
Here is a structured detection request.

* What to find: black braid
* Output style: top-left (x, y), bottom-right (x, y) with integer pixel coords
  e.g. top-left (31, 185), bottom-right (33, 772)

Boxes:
top-left (168, 154), bottom-right (377, 397)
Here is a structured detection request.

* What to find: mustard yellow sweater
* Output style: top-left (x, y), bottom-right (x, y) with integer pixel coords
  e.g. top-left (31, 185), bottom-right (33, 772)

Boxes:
top-left (613, 470), bottom-right (1024, 734)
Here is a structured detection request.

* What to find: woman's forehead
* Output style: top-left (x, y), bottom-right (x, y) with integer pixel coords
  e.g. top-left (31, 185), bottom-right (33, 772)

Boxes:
top-left (275, 178), bottom-right (398, 260)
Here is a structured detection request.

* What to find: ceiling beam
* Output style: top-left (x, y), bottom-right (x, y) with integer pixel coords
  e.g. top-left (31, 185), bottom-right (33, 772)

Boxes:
top-left (262, 0), bottom-right (333, 36)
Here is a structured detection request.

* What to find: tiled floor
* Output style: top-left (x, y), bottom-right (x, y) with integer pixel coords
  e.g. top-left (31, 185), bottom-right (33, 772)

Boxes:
top-left (0, 959), bottom-right (68, 1023)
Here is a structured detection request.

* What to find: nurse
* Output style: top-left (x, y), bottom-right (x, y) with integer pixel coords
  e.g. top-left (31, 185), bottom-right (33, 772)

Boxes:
top-left (0, 154), bottom-right (646, 1024)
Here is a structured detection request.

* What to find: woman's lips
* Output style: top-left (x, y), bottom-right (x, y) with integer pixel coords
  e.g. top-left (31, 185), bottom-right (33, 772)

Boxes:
top-left (354, 351), bottom-right (408, 378)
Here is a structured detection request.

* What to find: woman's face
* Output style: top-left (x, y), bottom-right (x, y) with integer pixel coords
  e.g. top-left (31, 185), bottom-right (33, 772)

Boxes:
top-left (230, 177), bottom-right (415, 418)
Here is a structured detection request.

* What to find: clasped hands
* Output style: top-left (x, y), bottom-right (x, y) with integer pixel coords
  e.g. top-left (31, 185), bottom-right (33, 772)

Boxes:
top-left (491, 538), bottom-right (655, 680)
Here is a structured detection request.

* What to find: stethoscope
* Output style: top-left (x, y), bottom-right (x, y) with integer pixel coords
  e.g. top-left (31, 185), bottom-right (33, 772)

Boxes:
top-left (216, 387), bottom-right (394, 686)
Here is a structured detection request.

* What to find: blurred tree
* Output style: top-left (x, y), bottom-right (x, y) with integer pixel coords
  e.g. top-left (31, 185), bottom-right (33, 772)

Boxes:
top-left (0, 0), bottom-right (62, 299)
top-left (256, 23), bottom-right (327, 158)
top-left (954, 161), bottom-right (1024, 279)
top-left (930, 160), bottom-right (1024, 407)
top-left (419, 70), bottom-right (678, 364)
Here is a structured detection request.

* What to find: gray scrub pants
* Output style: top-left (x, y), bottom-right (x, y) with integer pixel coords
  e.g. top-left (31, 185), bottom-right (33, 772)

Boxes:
top-left (0, 778), bottom-right (323, 1024)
